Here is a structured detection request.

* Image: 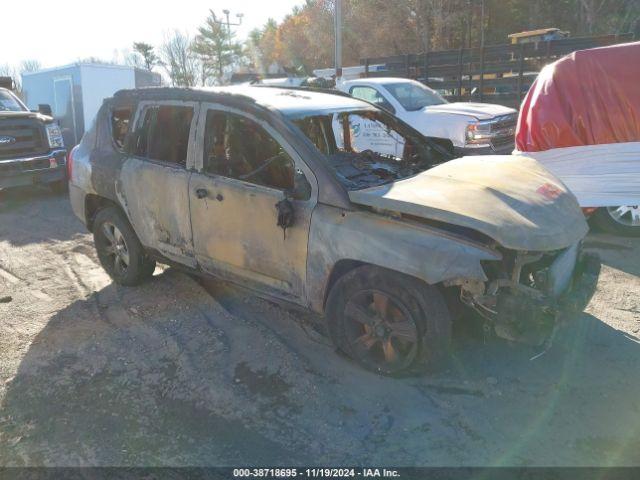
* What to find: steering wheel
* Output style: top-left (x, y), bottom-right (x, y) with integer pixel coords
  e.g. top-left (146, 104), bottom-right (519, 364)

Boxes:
top-left (238, 152), bottom-right (287, 181)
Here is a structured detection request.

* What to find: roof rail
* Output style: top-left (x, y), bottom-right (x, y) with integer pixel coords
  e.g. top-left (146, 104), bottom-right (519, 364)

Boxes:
top-left (252, 84), bottom-right (353, 99)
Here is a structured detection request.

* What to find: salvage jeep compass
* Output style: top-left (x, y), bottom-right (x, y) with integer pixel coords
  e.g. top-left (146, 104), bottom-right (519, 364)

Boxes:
top-left (68, 86), bottom-right (600, 375)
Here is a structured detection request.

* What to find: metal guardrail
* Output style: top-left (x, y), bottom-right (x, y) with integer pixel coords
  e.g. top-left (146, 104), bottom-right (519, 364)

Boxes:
top-left (361, 33), bottom-right (635, 108)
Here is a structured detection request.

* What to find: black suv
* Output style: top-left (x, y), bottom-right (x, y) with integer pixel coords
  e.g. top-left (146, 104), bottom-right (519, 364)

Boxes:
top-left (0, 87), bottom-right (67, 191)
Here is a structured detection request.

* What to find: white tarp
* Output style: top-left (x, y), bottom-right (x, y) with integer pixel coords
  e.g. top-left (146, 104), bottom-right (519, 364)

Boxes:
top-left (516, 142), bottom-right (640, 207)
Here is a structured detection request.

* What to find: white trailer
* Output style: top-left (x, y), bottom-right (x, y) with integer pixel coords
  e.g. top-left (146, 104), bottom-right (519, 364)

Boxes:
top-left (22, 63), bottom-right (161, 146)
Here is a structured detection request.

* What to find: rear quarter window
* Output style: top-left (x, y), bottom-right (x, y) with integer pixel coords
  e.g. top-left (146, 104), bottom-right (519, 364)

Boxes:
top-left (110, 106), bottom-right (133, 151)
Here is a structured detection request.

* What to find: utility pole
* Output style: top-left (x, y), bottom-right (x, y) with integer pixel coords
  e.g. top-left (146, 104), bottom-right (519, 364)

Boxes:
top-left (480, 0), bottom-right (485, 49)
top-left (214, 9), bottom-right (244, 44)
top-left (334, 0), bottom-right (343, 81)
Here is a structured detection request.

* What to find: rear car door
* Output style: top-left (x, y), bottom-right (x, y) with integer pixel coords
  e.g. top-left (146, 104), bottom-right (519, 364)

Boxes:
top-left (119, 101), bottom-right (199, 267)
top-left (188, 104), bottom-right (317, 300)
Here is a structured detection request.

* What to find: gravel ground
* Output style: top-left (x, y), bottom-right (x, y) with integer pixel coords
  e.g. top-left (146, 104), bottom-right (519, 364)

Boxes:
top-left (0, 186), bottom-right (639, 467)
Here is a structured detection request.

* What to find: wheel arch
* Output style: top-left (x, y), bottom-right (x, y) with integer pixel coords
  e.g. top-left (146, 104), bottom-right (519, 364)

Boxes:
top-left (84, 194), bottom-right (121, 232)
top-left (321, 259), bottom-right (450, 313)
top-left (322, 259), bottom-right (366, 310)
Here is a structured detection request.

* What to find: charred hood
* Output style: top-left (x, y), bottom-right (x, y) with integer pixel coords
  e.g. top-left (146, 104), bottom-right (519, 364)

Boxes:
top-left (348, 155), bottom-right (588, 251)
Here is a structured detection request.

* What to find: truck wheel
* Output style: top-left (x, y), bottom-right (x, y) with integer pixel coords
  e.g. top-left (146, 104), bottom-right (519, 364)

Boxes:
top-left (93, 207), bottom-right (156, 286)
top-left (326, 265), bottom-right (451, 376)
top-left (592, 206), bottom-right (640, 237)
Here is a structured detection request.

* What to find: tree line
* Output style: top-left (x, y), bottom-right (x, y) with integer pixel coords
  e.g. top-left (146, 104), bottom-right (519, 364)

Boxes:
top-left (160, 0), bottom-right (638, 85)
top-left (3, 0), bottom-right (638, 90)
top-left (248, 0), bottom-right (639, 75)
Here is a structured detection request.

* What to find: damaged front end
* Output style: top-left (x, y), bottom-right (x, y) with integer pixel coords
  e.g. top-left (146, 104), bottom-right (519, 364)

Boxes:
top-left (452, 243), bottom-right (601, 346)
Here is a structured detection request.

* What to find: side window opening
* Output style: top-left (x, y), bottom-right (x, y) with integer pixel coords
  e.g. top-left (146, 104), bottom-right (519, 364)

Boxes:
top-left (134, 105), bottom-right (194, 167)
top-left (350, 86), bottom-right (395, 114)
top-left (111, 106), bottom-right (132, 151)
top-left (293, 109), bottom-right (440, 191)
top-left (203, 110), bottom-right (295, 191)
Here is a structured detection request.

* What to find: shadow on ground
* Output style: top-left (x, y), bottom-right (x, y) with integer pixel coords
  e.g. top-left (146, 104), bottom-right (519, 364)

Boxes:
top-left (1, 268), bottom-right (639, 467)
top-left (0, 187), bottom-right (84, 247)
top-left (584, 233), bottom-right (640, 277)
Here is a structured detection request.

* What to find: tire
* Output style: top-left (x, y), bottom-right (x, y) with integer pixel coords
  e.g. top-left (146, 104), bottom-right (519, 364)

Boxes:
top-left (93, 207), bottom-right (156, 286)
top-left (326, 265), bottom-right (451, 376)
top-left (49, 180), bottom-right (68, 194)
top-left (592, 206), bottom-right (640, 237)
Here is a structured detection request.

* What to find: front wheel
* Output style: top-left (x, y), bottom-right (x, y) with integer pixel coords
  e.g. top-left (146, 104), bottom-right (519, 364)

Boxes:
top-left (93, 207), bottom-right (156, 286)
top-left (326, 265), bottom-right (451, 376)
top-left (592, 206), bottom-right (640, 237)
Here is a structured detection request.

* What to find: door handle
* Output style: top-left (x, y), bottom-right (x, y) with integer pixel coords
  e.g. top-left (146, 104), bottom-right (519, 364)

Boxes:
top-left (195, 188), bottom-right (208, 199)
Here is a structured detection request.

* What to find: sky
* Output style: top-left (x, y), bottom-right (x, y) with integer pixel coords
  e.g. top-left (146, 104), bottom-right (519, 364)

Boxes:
top-left (2, 0), bottom-right (303, 68)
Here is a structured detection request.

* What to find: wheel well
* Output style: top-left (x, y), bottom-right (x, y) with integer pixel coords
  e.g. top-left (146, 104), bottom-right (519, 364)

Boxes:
top-left (322, 259), bottom-right (366, 309)
top-left (323, 260), bottom-right (456, 312)
top-left (85, 194), bottom-right (119, 231)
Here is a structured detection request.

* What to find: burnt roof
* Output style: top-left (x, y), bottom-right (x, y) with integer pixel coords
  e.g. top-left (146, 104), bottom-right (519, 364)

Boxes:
top-left (112, 85), bottom-right (372, 117)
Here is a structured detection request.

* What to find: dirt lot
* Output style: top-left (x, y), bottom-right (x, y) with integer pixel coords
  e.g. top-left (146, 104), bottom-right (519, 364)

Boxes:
top-left (0, 186), bottom-right (639, 467)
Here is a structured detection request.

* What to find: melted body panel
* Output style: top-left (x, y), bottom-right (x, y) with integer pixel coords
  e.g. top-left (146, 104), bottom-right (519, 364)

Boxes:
top-left (349, 155), bottom-right (588, 251)
top-left (306, 204), bottom-right (501, 312)
top-left (189, 173), bottom-right (313, 297)
top-left (120, 158), bottom-right (196, 267)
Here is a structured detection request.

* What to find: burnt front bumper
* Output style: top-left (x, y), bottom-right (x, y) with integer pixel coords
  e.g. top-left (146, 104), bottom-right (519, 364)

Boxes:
top-left (493, 252), bottom-right (601, 346)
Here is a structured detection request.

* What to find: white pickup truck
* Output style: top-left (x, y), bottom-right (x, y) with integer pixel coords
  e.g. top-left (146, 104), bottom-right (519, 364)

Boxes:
top-left (338, 77), bottom-right (518, 156)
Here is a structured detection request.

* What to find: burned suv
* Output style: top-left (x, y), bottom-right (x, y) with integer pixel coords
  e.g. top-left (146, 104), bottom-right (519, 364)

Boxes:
top-left (0, 87), bottom-right (67, 191)
top-left (68, 86), bottom-right (600, 375)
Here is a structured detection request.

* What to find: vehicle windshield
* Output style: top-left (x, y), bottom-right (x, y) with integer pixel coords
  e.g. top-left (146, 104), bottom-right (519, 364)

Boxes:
top-left (383, 82), bottom-right (447, 111)
top-left (292, 109), bottom-right (448, 190)
top-left (0, 90), bottom-right (27, 112)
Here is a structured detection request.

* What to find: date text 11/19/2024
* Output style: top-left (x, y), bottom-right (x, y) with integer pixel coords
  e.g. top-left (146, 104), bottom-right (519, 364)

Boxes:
top-left (233, 468), bottom-right (401, 478)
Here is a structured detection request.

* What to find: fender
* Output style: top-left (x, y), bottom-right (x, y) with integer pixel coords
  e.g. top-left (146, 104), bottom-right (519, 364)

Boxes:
top-left (306, 204), bottom-right (501, 312)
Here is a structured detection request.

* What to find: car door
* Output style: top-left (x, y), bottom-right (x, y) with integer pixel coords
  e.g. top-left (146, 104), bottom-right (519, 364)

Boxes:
top-left (188, 104), bottom-right (317, 300)
top-left (119, 101), bottom-right (200, 268)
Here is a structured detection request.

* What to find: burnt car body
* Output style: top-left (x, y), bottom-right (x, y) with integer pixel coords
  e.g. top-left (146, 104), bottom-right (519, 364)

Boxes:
top-left (68, 86), bottom-right (600, 375)
top-left (0, 87), bottom-right (67, 191)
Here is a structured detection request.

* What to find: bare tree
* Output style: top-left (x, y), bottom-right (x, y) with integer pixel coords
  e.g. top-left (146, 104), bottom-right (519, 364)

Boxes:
top-left (124, 51), bottom-right (145, 68)
top-left (160, 31), bottom-right (199, 87)
top-left (20, 59), bottom-right (42, 74)
top-left (0, 64), bottom-right (21, 93)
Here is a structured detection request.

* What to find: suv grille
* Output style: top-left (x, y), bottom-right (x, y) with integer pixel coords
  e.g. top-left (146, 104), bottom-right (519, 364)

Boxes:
top-left (490, 113), bottom-right (517, 152)
top-left (0, 118), bottom-right (48, 160)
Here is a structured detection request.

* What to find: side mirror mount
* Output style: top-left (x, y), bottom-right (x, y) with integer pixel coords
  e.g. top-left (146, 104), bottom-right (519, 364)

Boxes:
top-left (288, 169), bottom-right (312, 201)
top-left (38, 104), bottom-right (52, 116)
top-left (276, 169), bottom-right (311, 238)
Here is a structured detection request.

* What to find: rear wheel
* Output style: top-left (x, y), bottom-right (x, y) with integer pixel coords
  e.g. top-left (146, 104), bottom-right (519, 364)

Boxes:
top-left (93, 207), bottom-right (156, 286)
top-left (326, 265), bottom-right (451, 376)
top-left (592, 206), bottom-right (640, 237)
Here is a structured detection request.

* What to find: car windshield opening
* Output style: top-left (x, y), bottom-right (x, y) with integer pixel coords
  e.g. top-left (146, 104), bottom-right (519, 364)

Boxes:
top-left (0, 91), bottom-right (27, 112)
top-left (383, 83), bottom-right (447, 111)
top-left (292, 109), bottom-right (447, 190)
